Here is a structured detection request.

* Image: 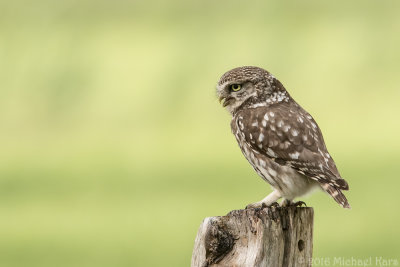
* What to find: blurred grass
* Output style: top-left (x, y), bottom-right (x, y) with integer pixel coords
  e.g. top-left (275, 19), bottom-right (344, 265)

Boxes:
top-left (0, 0), bottom-right (399, 266)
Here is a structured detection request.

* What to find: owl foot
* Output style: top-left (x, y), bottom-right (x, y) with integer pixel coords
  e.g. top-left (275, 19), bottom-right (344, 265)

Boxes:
top-left (281, 199), bottom-right (307, 207)
top-left (245, 201), bottom-right (279, 210)
top-left (293, 201), bottom-right (307, 207)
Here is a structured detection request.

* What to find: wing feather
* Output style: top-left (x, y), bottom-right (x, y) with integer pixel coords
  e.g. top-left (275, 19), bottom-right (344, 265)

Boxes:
top-left (234, 102), bottom-right (348, 190)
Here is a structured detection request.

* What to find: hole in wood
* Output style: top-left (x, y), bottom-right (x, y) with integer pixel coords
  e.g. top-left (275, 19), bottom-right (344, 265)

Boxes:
top-left (298, 239), bottom-right (305, 251)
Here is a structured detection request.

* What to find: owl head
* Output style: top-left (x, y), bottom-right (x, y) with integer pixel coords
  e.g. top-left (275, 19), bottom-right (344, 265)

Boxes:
top-left (216, 66), bottom-right (289, 114)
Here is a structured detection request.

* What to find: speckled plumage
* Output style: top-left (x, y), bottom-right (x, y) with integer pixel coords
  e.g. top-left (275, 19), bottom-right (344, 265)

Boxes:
top-left (217, 66), bottom-right (350, 208)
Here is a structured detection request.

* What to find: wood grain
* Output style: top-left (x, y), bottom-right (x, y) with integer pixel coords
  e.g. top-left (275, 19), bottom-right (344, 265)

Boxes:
top-left (191, 206), bottom-right (313, 267)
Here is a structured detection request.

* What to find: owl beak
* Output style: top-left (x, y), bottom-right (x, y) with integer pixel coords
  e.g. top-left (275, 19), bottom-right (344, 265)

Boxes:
top-left (219, 96), bottom-right (233, 107)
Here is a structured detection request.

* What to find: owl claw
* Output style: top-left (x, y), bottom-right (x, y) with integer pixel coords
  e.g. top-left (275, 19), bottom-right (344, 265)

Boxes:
top-left (292, 201), bottom-right (307, 207)
top-left (245, 203), bottom-right (257, 210)
top-left (269, 202), bottom-right (280, 208)
top-left (245, 201), bottom-right (279, 210)
top-left (281, 200), bottom-right (307, 207)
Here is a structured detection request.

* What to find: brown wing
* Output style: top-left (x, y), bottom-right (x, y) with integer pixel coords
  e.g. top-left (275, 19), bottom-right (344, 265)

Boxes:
top-left (233, 101), bottom-right (348, 190)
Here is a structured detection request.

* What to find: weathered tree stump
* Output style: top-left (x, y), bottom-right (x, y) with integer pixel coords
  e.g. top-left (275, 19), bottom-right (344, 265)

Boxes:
top-left (191, 206), bottom-right (313, 267)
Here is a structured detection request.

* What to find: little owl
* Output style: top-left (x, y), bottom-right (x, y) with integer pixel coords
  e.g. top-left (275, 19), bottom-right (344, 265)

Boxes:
top-left (217, 66), bottom-right (350, 209)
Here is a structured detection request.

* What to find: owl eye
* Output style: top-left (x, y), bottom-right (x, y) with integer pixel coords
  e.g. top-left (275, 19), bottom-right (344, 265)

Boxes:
top-left (230, 84), bottom-right (242, 92)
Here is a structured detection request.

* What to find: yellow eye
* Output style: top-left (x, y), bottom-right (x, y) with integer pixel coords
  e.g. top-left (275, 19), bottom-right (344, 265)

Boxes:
top-left (231, 84), bottom-right (242, 92)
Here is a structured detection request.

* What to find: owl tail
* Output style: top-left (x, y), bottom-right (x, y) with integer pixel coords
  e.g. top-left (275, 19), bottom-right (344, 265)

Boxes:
top-left (321, 183), bottom-right (351, 209)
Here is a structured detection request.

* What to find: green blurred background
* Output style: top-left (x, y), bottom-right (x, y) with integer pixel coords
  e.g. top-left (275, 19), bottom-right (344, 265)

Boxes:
top-left (1, 0), bottom-right (399, 266)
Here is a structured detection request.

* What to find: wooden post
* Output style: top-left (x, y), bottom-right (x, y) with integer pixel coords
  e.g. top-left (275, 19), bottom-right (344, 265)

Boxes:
top-left (191, 206), bottom-right (313, 267)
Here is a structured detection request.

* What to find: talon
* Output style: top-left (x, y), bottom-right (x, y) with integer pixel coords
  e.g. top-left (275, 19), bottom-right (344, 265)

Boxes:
top-left (281, 199), bottom-right (291, 207)
top-left (270, 202), bottom-right (280, 207)
top-left (245, 203), bottom-right (258, 209)
top-left (246, 201), bottom-right (279, 210)
top-left (293, 201), bottom-right (307, 207)
top-left (246, 202), bottom-right (264, 210)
